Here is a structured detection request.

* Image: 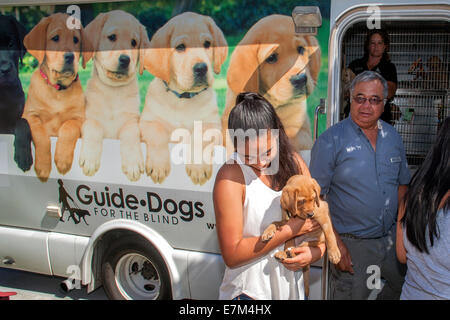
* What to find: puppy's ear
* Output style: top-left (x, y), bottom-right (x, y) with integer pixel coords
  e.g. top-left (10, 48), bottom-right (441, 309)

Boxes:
top-left (83, 13), bottom-right (108, 65)
top-left (138, 24), bottom-right (150, 76)
top-left (24, 16), bottom-right (51, 65)
top-left (226, 31), bottom-right (260, 93)
top-left (9, 16), bottom-right (27, 61)
top-left (305, 36), bottom-right (321, 84)
top-left (311, 178), bottom-right (321, 207)
top-left (204, 16), bottom-right (228, 74)
top-left (280, 186), bottom-right (298, 216)
top-left (144, 22), bottom-right (173, 83)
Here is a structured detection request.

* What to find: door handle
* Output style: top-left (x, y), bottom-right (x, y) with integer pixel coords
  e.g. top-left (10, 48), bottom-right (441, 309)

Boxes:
top-left (2, 257), bottom-right (15, 265)
top-left (314, 98), bottom-right (326, 141)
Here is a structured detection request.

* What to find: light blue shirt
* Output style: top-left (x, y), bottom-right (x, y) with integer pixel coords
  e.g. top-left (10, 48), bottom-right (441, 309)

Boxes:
top-left (310, 116), bottom-right (411, 238)
top-left (401, 208), bottom-right (450, 300)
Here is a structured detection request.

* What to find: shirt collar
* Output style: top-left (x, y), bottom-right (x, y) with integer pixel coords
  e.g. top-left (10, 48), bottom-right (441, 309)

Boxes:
top-left (348, 115), bottom-right (383, 133)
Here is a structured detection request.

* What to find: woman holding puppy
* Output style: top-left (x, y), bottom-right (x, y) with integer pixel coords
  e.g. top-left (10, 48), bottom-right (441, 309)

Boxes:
top-left (213, 92), bottom-right (325, 300)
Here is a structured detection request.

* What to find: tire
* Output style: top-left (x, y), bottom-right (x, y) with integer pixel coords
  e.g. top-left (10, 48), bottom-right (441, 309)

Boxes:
top-left (101, 236), bottom-right (172, 300)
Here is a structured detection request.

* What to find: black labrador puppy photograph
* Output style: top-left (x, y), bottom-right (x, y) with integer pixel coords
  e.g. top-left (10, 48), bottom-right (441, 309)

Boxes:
top-left (0, 14), bottom-right (33, 171)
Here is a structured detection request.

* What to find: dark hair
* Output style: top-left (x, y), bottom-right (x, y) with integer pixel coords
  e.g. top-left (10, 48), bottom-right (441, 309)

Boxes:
top-left (227, 92), bottom-right (300, 190)
top-left (363, 28), bottom-right (391, 61)
top-left (401, 116), bottom-right (450, 253)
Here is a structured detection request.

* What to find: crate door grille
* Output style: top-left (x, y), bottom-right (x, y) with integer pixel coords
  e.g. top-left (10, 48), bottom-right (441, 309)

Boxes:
top-left (342, 21), bottom-right (449, 167)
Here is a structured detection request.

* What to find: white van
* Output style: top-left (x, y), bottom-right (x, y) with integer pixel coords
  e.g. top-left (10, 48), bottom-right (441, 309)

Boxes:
top-left (0, 0), bottom-right (448, 300)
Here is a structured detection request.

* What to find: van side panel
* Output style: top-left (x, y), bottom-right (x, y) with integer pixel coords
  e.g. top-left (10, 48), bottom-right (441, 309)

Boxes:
top-left (48, 233), bottom-right (89, 278)
top-left (0, 226), bottom-right (51, 275)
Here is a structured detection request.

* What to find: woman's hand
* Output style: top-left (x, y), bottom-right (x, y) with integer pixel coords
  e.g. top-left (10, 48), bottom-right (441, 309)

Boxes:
top-left (281, 245), bottom-right (325, 271)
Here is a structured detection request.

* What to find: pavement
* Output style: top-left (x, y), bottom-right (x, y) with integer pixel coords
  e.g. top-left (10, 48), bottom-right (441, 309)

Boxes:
top-left (0, 267), bottom-right (108, 300)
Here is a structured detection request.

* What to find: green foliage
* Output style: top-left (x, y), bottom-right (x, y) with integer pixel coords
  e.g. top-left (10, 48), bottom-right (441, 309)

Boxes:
top-left (19, 54), bottom-right (38, 73)
top-left (137, 7), bottom-right (172, 36)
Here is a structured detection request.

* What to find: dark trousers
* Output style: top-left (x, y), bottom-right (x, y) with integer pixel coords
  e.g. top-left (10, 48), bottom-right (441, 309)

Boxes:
top-left (328, 225), bottom-right (406, 300)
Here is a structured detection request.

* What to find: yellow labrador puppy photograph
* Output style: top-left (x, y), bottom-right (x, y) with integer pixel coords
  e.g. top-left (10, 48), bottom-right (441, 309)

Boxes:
top-left (141, 12), bottom-right (227, 185)
top-left (79, 10), bottom-right (149, 181)
top-left (222, 14), bottom-right (321, 153)
top-left (22, 13), bottom-right (87, 182)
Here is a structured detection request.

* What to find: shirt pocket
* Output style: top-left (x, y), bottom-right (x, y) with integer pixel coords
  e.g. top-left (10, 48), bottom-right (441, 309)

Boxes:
top-left (382, 154), bottom-right (401, 184)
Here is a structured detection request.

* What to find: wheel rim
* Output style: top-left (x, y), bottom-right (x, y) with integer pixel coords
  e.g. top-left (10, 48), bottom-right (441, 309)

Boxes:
top-left (114, 253), bottom-right (161, 300)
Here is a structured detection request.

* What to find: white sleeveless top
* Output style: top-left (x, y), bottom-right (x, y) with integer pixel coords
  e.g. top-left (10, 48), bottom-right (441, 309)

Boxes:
top-left (218, 153), bottom-right (304, 300)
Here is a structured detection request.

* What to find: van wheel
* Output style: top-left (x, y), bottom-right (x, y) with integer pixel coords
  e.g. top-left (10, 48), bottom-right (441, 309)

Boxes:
top-left (101, 237), bottom-right (172, 300)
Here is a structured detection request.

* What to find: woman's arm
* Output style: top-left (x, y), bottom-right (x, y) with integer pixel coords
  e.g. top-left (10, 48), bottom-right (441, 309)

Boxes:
top-left (387, 81), bottom-right (397, 100)
top-left (213, 164), bottom-right (318, 268)
top-left (396, 185), bottom-right (408, 264)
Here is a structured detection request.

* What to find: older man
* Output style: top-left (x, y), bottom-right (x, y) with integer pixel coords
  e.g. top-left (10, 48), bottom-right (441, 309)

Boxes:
top-left (310, 71), bottom-right (410, 300)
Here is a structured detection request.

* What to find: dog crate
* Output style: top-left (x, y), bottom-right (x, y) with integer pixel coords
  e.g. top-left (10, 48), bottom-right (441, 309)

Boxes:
top-left (342, 20), bottom-right (449, 167)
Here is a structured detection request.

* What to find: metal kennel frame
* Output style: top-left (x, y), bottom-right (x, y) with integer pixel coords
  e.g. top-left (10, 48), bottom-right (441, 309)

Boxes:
top-left (342, 20), bottom-right (449, 167)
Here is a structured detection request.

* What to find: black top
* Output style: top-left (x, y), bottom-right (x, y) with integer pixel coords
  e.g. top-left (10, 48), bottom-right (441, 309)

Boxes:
top-left (348, 57), bottom-right (398, 124)
top-left (349, 57), bottom-right (397, 84)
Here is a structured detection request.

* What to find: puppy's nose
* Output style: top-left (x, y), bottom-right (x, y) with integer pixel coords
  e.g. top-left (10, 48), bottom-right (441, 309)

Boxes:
top-left (193, 62), bottom-right (207, 77)
top-left (306, 212), bottom-right (315, 218)
top-left (64, 52), bottom-right (75, 65)
top-left (290, 73), bottom-right (307, 89)
top-left (118, 54), bottom-right (131, 68)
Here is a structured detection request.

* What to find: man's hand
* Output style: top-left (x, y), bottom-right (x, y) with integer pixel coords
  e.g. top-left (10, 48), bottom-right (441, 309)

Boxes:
top-left (334, 238), bottom-right (354, 274)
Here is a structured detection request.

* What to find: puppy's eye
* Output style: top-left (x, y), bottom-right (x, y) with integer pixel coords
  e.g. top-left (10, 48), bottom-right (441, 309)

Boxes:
top-left (51, 35), bottom-right (59, 42)
top-left (203, 40), bottom-right (211, 49)
top-left (131, 39), bottom-right (137, 48)
top-left (265, 53), bottom-right (278, 64)
top-left (73, 36), bottom-right (79, 44)
top-left (297, 46), bottom-right (305, 55)
top-left (176, 43), bottom-right (186, 52)
top-left (108, 34), bottom-right (117, 42)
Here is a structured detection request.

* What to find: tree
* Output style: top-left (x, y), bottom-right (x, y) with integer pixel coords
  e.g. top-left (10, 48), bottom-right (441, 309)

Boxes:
top-left (172, 0), bottom-right (194, 16)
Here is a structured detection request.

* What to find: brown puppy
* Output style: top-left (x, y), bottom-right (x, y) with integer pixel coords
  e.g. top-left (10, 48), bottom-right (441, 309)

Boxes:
top-left (140, 12), bottom-right (227, 185)
top-left (425, 56), bottom-right (448, 90)
top-left (221, 15), bottom-right (321, 154)
top-left (22, 13), bottom-right (87, 182)
top-left (79, 10), bottom-right (149, 181)
top-left (261, 174), bottom-right (341, 297)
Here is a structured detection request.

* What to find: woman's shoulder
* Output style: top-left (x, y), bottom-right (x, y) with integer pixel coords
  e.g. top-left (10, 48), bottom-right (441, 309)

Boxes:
top-left (215, 161), bottom-right (245, 185)
top-left (292, 152), bottom-right (311, 177)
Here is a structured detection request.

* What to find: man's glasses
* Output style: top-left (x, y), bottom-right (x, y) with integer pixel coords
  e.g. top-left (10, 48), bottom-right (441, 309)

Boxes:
top-left (352, 96), bottom-right (386, 106)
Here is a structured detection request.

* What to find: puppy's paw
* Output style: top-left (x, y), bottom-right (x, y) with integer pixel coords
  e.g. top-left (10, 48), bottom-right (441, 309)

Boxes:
top-left (328, 247), bottom-right (342, 264)
top-left (274, 251), bottom-right (288, 262)
top-left (185, 163), bottom-right (212, 185)
top-left (35, 161), bottom-right (51, 182)
top-left (14, 142), bottom-right (33, 172)
top-left (13, 118), bottom-right (33, 172)
top-left (55, 150), bottom-right (74, 175)
top-left (79, 145), bottom-right (101, 177)
top-left (121, 149), bottom-right (144, 182)
top-left (261, 224), bottom-right (277, 242)
top-left (146, 148), bottom-right (170, 184)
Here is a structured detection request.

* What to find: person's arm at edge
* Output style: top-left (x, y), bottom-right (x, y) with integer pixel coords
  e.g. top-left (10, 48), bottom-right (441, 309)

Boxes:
top-left (396, 185), bottom-right (408, 264)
